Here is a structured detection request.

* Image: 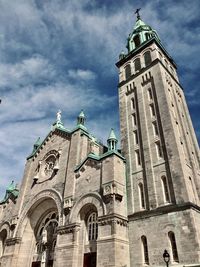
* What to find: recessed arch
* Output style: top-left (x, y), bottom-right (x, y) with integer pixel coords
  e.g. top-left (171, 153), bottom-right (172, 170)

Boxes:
top-left (70, 192), bottom-right (106, 223)
top-left (15, 189), bottom-right (62, 237)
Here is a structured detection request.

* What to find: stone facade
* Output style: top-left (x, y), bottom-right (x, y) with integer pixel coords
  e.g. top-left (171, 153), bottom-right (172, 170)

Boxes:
top-left (0, 14), bottom-right (200, 267)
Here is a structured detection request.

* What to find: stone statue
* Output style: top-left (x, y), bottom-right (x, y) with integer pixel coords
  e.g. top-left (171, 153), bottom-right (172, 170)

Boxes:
top-left (56, 110), bottom-right (62, 123)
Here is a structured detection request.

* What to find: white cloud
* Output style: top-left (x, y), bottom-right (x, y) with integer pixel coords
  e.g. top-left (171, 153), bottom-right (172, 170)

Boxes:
top-left (0, 55), bottom-right (55, 89)
top-left (67, 69), bottom-right (96, 80)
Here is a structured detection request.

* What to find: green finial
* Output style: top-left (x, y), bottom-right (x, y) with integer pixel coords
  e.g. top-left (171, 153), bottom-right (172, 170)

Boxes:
top-left (77, 110), bottom-right (85, 125)
top-left (32, 137), bottom-right (41, 153)
top-left (34, 137), bottom-right (41, 147)
top-left (119, 50), bottom-right (125, 60)
top-left (7, 180), bottom-right (15, 192)
top-left (107, 128), bottom-right (118, 151)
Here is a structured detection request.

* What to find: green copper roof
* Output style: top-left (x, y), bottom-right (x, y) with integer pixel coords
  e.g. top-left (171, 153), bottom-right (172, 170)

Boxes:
top-left (126, 14), bottom-right (160, 54)
top-left (34, 137), bottom-right (41, 146)
top-left (134, 18), bottom-right (146, 29)
top-left (74, 150), bottom-right (125, 172)
top-left (7, 180), bottom-right (15, 192)
top-left (0, 181), bottom-right (19, 205)
top-left (108, 128), bottom-right (118, 141)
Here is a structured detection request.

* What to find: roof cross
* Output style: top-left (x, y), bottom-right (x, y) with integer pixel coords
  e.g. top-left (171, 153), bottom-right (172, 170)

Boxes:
top-left (135, 8), bottom-right (141, 19)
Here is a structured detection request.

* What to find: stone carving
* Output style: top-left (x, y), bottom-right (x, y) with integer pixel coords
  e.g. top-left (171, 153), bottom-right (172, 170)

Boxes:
top-left (98, 215), bottom-right (128, 227)
top-left (103, 182), bottom-right (124, 202)
top-left (56, 110), bottom-right (62, 123)
top-left (57, 223), bottom-right (80, 242)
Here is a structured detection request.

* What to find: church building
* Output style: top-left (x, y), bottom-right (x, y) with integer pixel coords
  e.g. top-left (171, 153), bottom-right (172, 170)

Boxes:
top-left (0, 11), bottom-right (199, 267)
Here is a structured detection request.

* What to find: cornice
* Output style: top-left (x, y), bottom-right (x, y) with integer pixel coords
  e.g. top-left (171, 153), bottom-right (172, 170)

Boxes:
top-left (128, 202), bottom-right (200, 221)
top-left (57, 223), bottom-right (81, 235)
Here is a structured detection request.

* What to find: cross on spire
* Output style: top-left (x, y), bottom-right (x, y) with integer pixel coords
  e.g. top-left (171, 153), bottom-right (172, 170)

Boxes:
top-left (135, 8), bottom-right (141, 20)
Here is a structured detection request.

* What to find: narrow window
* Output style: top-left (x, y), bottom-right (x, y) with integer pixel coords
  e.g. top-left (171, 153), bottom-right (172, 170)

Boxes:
top-left (150, 104), bottom-right (155, 117)
top-left (134, 35), bottom-right (140, 48)
top-left (135, 150), bottom-right (141, 166)
top-left (161, 176), bottom-right (170, 203)
top-left (147, 88), bottom-right (153, 100)
top-left (164, 59), bottom-right (168, 69)
top-left (144, 51), bottom-right (152, 66)
top-left (139, 183), bottom-right (145, 209)
top-left (135, 58), bottom-right (141, 72)
top-left (189, 177), bottom-right (196, 203)
top-left (158, 51), bottom-right (163, 61)
top-left (145, 33), bottom-right (150, 40)
top-left (155, 141), bottom-right (162, 158)
top-left (132, 113), bottom-right (137, 126)
top-left (152, 121), bottom-right (159, 136)
top-left (168, 232), bottom-right (179, 262)
top-left (87, 212), bottom-right (98, 241)
top-left (131, 97), bottom-right (135, 110)
top-left (0, 230), bottom-right (7, 257)
top-left (133, 130), bottom-right (139, 145)
top-left (141, 236), bottom-right (149, 264)
top-left (125, 64), bottom-right (131, 80)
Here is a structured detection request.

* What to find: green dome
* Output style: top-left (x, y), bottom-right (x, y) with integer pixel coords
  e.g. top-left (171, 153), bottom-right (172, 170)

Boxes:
top-left (108, 128), bottom-right (118, 141)
top-left (126, 16), bottom-right (160, 53)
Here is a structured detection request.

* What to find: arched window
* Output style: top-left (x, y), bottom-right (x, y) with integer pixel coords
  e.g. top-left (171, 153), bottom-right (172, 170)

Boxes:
top-left (87, 212), bottom-right (98, 241)
top-left (35, 211), bottom-right (58, 264)
top-left (144, 51), bottom-right (152, 66)
top-left (134, 58), bottom-right (141, 72)
top-left (141, 235), bottom-right (149, 264)
top-left (168, 231), bottom-right (179, 262)
top-left (161, 176), bottom-right (170, 203)
top-left (145, 33), bottom-right (150, 40)
top-left (134, 35), bottom-right (140, 48)
top-left (0, 229), bottom-right (7, 257)
top-left (139, 183), bottom-right (145, 209)
top-left (155, 141), bottom-right (162, 158)
top-left (125, 64), bottom-right (131, 80)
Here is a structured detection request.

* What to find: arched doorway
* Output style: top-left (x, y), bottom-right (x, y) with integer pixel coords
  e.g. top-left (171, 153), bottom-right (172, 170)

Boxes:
top-left (79, 204), bottom-right (98, 267)
top-left (16, 197), bottom-right (59, 267)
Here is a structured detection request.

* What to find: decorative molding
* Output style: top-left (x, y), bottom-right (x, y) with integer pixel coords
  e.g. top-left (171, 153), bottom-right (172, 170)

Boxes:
top-left (15, 189), bottom-right (62, 237)
top-left (102, 182), bottom-right (124, 203)
top-left (6, 237), bottom-right (21, 246)
top-left (98, 214), bottom-right (128, 227)
top-left (125, 82), bottom-right (136, 96)
top-left (57, 223), bottom-right (80, 235)
top-left (128, 202), bottom-right (200, 221)
top-left (141, 71), bottom-right (152, 86)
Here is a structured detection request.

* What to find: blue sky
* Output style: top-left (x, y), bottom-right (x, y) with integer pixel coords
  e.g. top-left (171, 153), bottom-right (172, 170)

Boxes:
top-left (0, 0), bottom-right (199, 198)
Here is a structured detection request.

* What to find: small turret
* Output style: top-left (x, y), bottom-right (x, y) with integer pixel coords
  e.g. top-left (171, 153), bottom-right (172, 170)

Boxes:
top-left (126, 9), bottom-right (160, 53)
top-left (0, 180), bottom-right (19, 204)
top-left (107, 128), bottom-right (118, 151)
top-left (77, 110), bottom-right (85, 126)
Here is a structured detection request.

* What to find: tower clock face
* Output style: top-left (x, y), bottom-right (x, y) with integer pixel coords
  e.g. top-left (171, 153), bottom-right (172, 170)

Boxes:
top-left (43, 155), bottom-right (56, 177)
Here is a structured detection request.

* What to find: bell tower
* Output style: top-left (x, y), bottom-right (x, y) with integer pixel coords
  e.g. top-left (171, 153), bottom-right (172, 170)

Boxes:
top-left (116, 10), bottom-right (200, 266)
